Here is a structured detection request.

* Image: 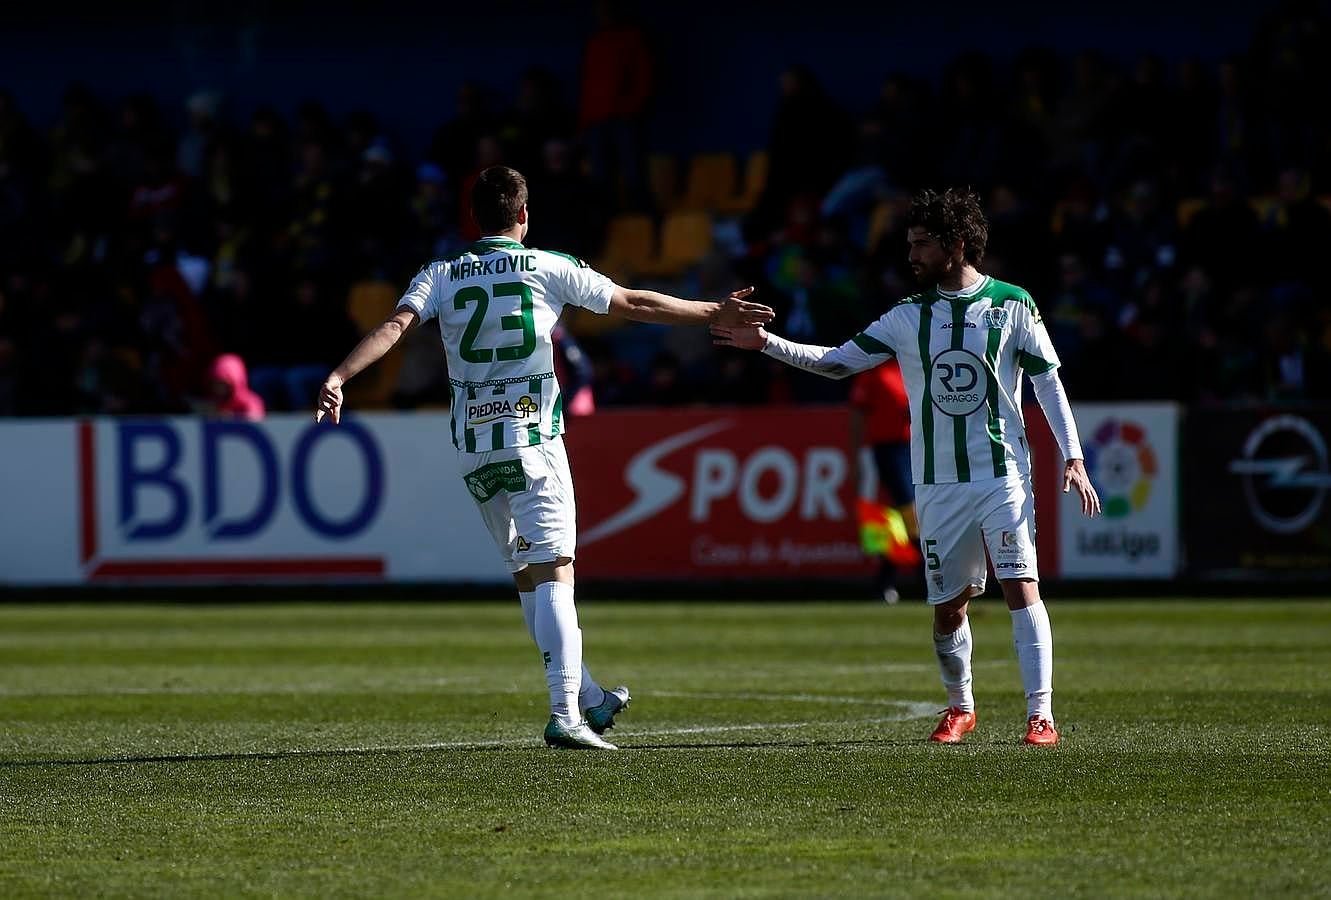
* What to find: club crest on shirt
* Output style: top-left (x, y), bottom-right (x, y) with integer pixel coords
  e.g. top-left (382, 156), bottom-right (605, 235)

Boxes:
top-left (983, 307), bottom-right (1009, 330)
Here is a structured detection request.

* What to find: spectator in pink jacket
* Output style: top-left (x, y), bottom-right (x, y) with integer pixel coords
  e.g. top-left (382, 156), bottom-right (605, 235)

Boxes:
top-left (208, 353), bottom-right (265, 420)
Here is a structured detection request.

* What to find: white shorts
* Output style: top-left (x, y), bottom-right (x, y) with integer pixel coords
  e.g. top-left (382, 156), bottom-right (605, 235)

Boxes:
top-left (458, 436), bottom-right (577, 573)
top-left (916, 473), bottom-right (1039, 605)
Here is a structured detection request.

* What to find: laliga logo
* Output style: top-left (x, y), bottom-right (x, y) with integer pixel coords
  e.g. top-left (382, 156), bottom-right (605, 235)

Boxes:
top-left (1228, 415), bottom-right (1331, 534)
top-left (1084, 418), bottom-right (1156, 519)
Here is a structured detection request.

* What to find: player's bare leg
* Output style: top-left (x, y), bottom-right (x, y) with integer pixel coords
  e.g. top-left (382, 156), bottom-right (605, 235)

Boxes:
top-left (1001, 578), bottom-right (1058, 745)
top-left (929, 587), bottom-right (982, 743)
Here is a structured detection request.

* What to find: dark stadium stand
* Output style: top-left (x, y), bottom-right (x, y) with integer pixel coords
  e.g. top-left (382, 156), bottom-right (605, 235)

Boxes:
top-left (0, 1), bottom-right (1326, 415)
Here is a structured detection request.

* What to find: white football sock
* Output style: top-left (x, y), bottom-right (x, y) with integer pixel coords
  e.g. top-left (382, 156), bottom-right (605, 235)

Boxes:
top-left (933, 617), bottom-right (974, 712)
top-left (531, 581), bottom-right (583, 726)
top-left (519, 590), bottom-right (538, 640)
top-left (521, 589), bottom-right (603, 711)
top-left (1010, 602), bottom-right (1053, 721)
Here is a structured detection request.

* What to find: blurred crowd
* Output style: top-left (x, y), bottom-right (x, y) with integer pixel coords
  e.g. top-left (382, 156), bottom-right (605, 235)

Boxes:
top-left (0, 1), bottom-right (1328, 417)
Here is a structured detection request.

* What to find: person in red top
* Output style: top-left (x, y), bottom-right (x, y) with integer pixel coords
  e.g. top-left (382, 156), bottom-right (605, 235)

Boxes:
top-left (207, 353), bottom-right (265, 421)
top-left (849, 359), bottom-right (918, 603)
top-left (578, 0), bottom-right (654, 207)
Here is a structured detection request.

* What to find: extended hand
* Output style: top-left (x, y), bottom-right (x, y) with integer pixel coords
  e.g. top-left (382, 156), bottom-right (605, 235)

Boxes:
top-left (711, 286), bottom-right (774, 328)
top-left (710, 323), bottom-right (769, 351)
top-left (315, 376), bottom-right (344, 424)
top-left (1063, 459), bottom-right (1101, 517)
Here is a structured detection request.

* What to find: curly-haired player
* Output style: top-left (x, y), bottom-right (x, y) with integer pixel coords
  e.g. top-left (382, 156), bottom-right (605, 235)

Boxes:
top-left (713, 187), bottom-right (1100, 745)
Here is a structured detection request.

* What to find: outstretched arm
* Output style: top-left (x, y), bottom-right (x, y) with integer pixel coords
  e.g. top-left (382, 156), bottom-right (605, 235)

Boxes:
top-left (1029, 369), bottom-right (1101, 517)
top-left (316, 307), bottom-right (420, 423)
top-left (711, 325), bottom-right (892, 380)
top-left (608, 285), bottom-right (773, 326)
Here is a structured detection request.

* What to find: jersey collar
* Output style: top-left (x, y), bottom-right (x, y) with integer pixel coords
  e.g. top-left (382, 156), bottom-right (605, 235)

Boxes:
top-left (935, 275), bottom-right (990, 303)
top-left (470, 236), bottom-right (526, 252)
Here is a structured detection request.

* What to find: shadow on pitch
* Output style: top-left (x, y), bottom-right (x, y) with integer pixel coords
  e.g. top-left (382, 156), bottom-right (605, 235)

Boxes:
top-left (626, 737), bottom-right (934, 750)
top-left (0, 735), bottom-right (1029, 768)
top-left (0, 744), bottom-right (534, 768)
top-left (1, 739), bottom-right (932, 767)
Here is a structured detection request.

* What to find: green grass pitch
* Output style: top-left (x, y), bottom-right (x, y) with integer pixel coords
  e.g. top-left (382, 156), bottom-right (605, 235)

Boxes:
top-left (1, 598), bottom-right (1328, 897)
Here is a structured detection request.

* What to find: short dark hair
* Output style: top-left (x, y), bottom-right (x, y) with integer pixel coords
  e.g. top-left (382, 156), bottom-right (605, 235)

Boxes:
top-left (471, 166), bottom-right (528, 233)
top-left (906, 187), bottom-right (988, 265)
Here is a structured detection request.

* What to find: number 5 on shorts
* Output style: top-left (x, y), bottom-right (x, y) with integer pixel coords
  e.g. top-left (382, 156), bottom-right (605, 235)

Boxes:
top-left (924, 539), bottom-right (941, 571)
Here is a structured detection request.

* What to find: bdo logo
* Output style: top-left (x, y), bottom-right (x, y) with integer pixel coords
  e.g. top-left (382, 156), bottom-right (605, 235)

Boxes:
top-left (929, 349), bottom-right (989, 417)
top-left (76, 418), bottom-right (389, 581)
top-left (1084, 418), bottom-right (1156, 519)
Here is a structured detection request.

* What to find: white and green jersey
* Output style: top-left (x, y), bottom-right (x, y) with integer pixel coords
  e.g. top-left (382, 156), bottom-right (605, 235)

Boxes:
top-left (397, 236), bottom-right (614, 452)
top-left (763, 276), bottom-right (1065, 485)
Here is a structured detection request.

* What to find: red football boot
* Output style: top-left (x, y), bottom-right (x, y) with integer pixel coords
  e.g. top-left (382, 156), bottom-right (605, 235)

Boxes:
top-left (1023, 715), bottom-right (1060, 746)
top-left (928, 707), bottom-right (977, 743)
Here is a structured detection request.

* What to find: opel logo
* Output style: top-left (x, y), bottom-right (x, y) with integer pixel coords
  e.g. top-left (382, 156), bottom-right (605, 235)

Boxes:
top-left (1228, 415), bottom-right (1331, 534)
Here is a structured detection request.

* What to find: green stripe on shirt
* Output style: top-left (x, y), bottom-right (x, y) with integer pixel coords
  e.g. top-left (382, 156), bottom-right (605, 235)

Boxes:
top-left (949, 301), bottom-right (971, 483)
top-left (852, 332), bottom-right (895, 356)
top-left (1019, 350), bottom-right (1055, 375)
top-left (985, 297), bottom-right (1007, 478)
top-left (917, 301), bottom-right (935, 484)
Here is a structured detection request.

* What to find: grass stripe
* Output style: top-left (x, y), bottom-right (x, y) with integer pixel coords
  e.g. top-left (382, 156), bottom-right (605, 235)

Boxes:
top-left (2, 600), bottom-right (1327, 897)
top-left (2, 709), bottom-right (944, 770)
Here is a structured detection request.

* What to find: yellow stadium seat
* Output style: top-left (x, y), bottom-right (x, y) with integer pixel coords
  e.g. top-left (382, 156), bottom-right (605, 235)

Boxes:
top-left (562, 302), bottom-right (625, 337)
top-left (648, 154), bottom-right (680, 212)
top-left (1249, 194), bottom-right (1280, 224)
top-left (573, 214), bottom-right (660, 336)
top-left (642, 210), bottom-right (713, 276)
top-left (346, 279), bottom-right (398, 332)
top-left (594, 213), bottom-right (656, 282)
top-left (344, 279), bottom-right (404, 408)
top-left (718, 151), bottom-right (769, 214)
top-left (1175, 197), bottom-right (1206, 228)
top-left (681, 153), bottom-right (737, 211)
top-left (865, 201), bottom-right (895, 253)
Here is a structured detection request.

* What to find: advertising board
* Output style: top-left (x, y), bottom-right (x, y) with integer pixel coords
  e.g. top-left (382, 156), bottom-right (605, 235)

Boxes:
top-left (1185, 409), bottom-right (1331, 575)
top-left (0, 415), bottom-right (508, 585)
top-left (1057, 404), bottom-right (1181, 578)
